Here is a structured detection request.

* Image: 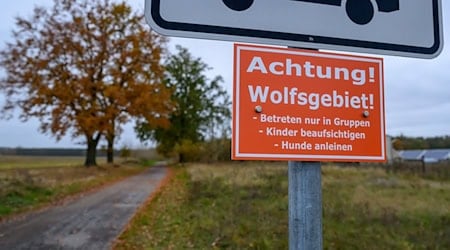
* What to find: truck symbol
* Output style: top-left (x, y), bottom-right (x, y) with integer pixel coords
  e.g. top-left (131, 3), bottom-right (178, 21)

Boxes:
top-left (223, 0), bottom-right (400, 25)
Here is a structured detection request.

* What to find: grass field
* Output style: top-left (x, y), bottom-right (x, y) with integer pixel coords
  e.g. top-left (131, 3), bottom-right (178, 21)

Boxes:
top-left (116, 162), bottom-right (450, 249)
top-left (0, 155), bottom-right (107, 169)
top-left (0, 156), bottom-right (149, 218)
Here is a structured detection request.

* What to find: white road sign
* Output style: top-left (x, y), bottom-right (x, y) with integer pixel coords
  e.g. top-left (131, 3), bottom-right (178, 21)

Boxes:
top-left (145, 0), bottom-right (443, 58)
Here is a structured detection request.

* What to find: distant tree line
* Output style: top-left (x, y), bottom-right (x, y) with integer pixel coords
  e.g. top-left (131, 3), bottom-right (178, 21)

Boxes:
top-left (0, 147), bottom-right (119, 157)
top-left (392, 135), bottom-right (450, 150)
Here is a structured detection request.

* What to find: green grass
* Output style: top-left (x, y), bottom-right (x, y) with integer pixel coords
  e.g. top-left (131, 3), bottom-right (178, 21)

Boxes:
top-left (322, 166), bottom-right (450, 249)
top-left (0, 159), bottom-right (150, 218)
top-left (116, 162), bottom-right (450, 250)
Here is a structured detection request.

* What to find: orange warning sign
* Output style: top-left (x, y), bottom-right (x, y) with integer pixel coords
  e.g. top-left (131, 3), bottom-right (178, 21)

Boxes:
top-left (232, 44), bottom-right (386, 162)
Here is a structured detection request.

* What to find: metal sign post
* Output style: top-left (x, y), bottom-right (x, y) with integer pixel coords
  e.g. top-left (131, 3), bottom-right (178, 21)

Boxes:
top-left (287, 44), bottom-right (322, 250)
top-left (289, 161), bottom-right (322, 250)
top-left (287, 45), bottom-right (322, 250)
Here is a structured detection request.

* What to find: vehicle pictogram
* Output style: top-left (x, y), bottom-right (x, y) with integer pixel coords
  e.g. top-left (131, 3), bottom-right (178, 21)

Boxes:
top-left (222, 0), bottom-right (254, 11)
top-left (222, 0), bottom-right (400, 25)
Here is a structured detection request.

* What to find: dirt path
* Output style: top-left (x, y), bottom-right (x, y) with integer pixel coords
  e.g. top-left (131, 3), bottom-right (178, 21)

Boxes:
top-left (0, 165), bottom-right (168, 250)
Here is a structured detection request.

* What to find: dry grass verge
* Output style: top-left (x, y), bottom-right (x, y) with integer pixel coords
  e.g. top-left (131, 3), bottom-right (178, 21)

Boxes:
top-left (116, 162), bottom-right (450, 249)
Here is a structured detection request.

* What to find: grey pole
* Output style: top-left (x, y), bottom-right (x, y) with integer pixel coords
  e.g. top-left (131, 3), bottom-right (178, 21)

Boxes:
top-left (288, 161), bottom-right (323, 250)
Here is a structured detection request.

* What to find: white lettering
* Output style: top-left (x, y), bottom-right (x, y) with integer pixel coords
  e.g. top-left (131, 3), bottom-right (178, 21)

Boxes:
top-left (246, 56), bottom-right (374, 85)
top-left (286, 59), bottom-right (302, 76)
top-left (266, 127), bottom-right (298, 136)
top-left (351, 69), bottom-right (366, 85)
top-left (248, 85), bottom-right (374, 110)
top-left (247, 56), bottom-right (267, 74)
top-left (270, 90), bottom-right (283, 104)
top-left (314, 142), bottom-right (353, 151)
top-left (248, 85), bottom-right (269, 103)
top-left (334, 118), bottom-right (371, 129)
top-left (260, 114), bottom-right (302, 124)
top-left (269, 61), bottom-right (284, 75)
top-left (281, 141), bottom-right (312, 150)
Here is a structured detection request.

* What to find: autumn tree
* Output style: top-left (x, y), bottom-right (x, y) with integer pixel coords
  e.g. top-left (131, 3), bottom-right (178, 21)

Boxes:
top-left (0, 0), bottom-right (172, 166)
top-left (136, 46), bottom-right (231, 162)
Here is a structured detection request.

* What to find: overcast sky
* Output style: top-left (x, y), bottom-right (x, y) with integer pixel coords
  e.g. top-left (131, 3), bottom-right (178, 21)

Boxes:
top-left (0, 0), bottom-right (449, 148)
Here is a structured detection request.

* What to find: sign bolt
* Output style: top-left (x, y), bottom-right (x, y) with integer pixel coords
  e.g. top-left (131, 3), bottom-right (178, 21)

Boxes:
top-left (255, 105), bottom-right (263, 113)
top-left (363, 110), bottom-right (370, 118)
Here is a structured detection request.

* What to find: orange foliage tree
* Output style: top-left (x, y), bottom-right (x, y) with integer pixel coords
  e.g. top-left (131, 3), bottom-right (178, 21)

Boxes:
top-left (0, 0), bottom-right (172, 166)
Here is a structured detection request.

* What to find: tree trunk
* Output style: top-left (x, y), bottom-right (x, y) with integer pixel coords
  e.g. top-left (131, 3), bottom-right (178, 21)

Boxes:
top-left (179, 152), bottom-right (185, 163)
top-left (107, 134), bottom-right (114, 164)
top-left (84, 133), bottom-right (101, 167)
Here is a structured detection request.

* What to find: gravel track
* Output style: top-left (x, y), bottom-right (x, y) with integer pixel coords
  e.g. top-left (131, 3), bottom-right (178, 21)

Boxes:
top-left (0, 165), bottom-right (168, 250)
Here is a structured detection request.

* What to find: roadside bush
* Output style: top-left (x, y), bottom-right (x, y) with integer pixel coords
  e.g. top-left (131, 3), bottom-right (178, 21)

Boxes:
top-left (174, 139), bottom-right (203, 163)
top-left (387, 161), bottom-right (450, 180)
top-left (199, 138), bottom-right (231, 163)
top-left (169, 138), bottom-right (232, 164)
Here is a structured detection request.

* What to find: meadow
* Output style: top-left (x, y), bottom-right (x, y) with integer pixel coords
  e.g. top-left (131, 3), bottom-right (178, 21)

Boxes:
top-left (0, 155), bottom-right (106, 169)
top-left (0, 155), bottom-right (148, 218)
top-left (116, 162), bottom-right (450, 249)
